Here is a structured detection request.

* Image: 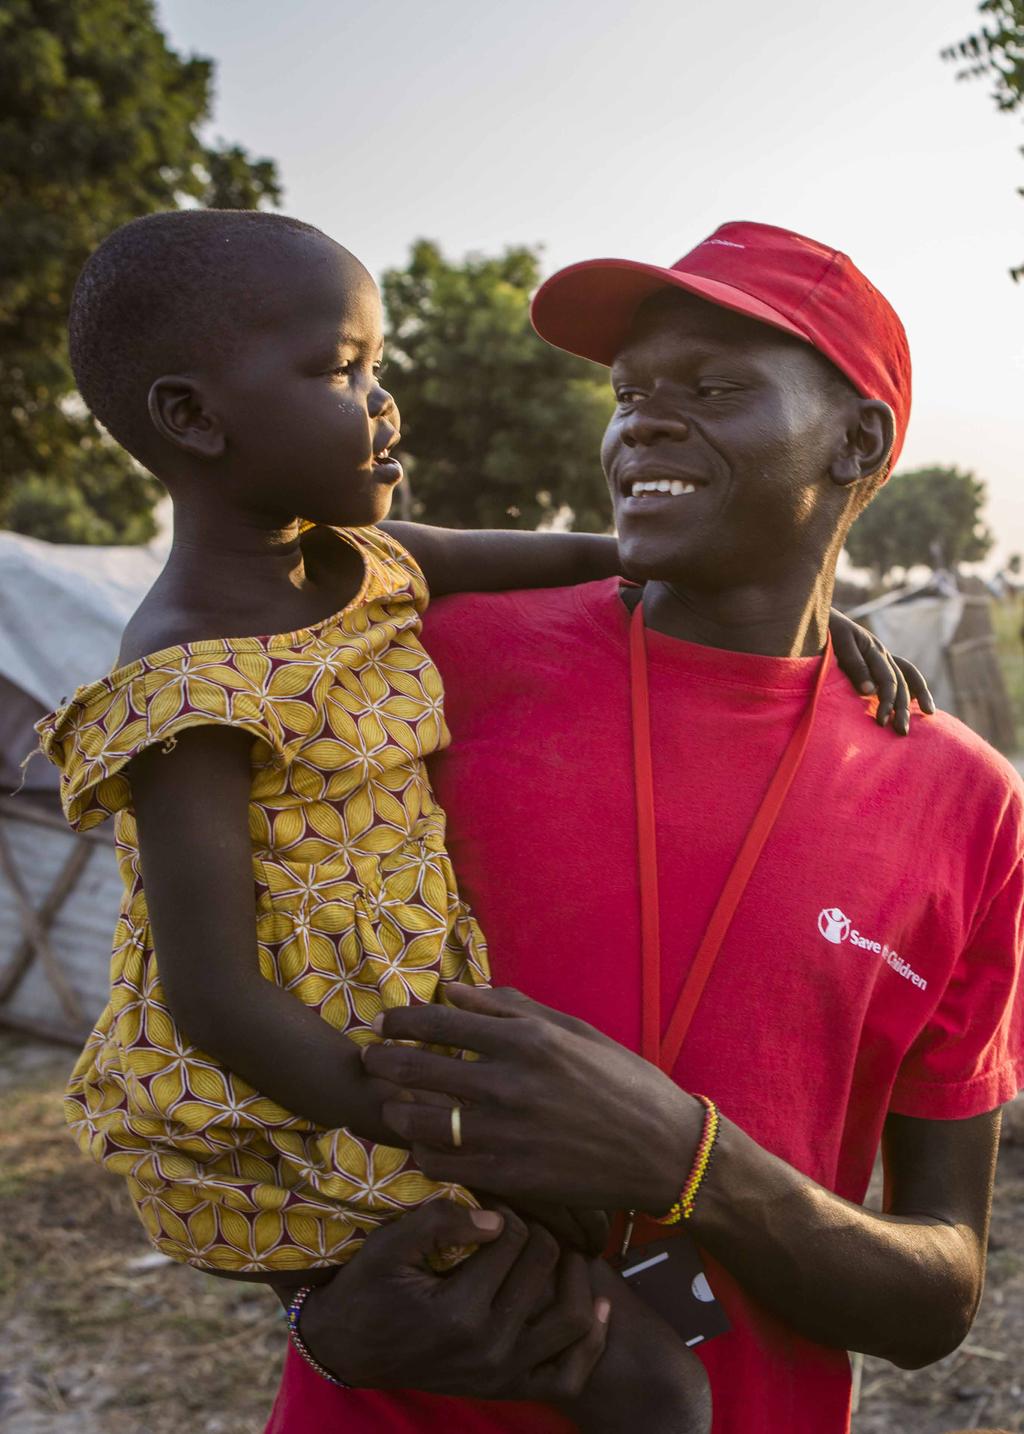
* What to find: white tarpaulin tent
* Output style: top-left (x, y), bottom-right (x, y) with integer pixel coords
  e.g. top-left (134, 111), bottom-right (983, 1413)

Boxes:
top-left (851, 573), bottom-right (1016, 752)
top-left (0, 530), bottom-right (163, 1042)
top-left (0, 530), bottom-right (163, 759)
top-left (851, 576), bottom-right (964, 717)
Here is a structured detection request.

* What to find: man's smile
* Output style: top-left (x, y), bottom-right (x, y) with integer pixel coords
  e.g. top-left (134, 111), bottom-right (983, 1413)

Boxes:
top-left (629, 478), bottom-right (699, 496)
top-left (615, 463), bottom-right (710, 503)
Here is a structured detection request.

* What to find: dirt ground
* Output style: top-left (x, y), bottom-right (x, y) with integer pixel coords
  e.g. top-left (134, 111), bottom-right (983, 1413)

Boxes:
top-left (1, 1030), bottom-right (1021, 1434)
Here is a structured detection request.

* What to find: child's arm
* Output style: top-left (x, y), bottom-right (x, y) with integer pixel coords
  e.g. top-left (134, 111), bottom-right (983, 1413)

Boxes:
top-left (380, 520), bottom-right (620, 596)
top-left (560, 1261), bottom-right (712, 1434)
top-left (128, 725), bottom-right (398, 1142)
top-left (380, 521), bottom-right (933, 726)
top-left (828, 609), bottom-right (935, 735)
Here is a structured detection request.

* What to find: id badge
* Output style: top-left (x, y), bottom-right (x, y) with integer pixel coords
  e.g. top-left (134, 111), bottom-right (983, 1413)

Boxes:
top-left (617, 1234), bottom-right (730, 1348)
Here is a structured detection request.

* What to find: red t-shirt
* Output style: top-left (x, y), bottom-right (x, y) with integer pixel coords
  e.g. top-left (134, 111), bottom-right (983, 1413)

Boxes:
top-left (266, 579), bottom-right (1024, 1434)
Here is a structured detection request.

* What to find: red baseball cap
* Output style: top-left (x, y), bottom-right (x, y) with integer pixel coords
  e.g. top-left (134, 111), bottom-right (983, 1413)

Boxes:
top-left (531, 220), bottom-right (911, 471)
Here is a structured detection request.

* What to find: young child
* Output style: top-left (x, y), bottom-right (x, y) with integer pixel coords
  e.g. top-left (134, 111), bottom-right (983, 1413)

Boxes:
top-left (36, 210), bottom-right (923, 1414)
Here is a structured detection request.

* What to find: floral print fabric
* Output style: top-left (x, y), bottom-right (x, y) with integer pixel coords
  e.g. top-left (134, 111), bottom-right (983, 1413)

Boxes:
top-left (35, 526), bottom-right (488, 1271)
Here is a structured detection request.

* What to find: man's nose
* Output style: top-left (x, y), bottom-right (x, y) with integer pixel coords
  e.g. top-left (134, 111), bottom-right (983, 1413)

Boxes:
top-left (620, 405), bottom-right (690, 448)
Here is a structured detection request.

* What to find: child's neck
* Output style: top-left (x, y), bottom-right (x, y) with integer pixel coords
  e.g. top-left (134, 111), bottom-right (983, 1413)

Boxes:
top-left (155, 506), bottom-right (363, 636)
top-left (168, 506), bottom-right (308, 587)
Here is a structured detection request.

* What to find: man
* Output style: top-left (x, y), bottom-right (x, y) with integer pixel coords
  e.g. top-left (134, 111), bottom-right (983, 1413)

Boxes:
top-left (267, 222), bottom-right (1023, 1433)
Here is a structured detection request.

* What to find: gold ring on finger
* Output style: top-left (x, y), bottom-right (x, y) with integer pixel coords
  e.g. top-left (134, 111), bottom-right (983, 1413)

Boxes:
top-left (450, 1105), bottom-right (463, 1149)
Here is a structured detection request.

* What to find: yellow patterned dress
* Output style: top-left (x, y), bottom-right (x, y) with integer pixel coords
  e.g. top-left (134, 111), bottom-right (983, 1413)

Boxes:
top-left (35, 526), bottom-right (489, 1272)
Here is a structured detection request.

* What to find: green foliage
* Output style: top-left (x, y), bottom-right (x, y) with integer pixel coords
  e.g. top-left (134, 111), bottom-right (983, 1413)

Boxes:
top-left (3, 444), bottom-right (162, 545)
top-left (0, 0), bottom-right (281, 544)
top-left (201, 144), bottom-right (283, 211)
top-left (381, 240), bottom-right (614, 532)
top-left (844, 466), bottom-right (994, 582)
top-left (943, 0), bottom-right (1024, 281)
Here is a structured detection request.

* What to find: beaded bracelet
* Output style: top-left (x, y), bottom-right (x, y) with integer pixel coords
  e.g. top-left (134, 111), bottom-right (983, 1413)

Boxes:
top-left (655, 1094), bottom-right (720, 1226)
top-left (286, 1284), bottom-right (351, 1388)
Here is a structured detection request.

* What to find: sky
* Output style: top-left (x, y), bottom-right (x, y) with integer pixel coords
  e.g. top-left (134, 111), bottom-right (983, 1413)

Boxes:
top-left (159, 0), bottom-right (1023, 564)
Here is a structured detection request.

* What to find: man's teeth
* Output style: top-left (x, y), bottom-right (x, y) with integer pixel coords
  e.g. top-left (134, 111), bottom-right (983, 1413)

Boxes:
top-left (629, 479), bottom-right (697, 497)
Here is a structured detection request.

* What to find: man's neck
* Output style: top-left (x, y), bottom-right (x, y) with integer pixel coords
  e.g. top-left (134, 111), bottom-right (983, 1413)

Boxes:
top-left (640, 568), bottom-right (836, 658)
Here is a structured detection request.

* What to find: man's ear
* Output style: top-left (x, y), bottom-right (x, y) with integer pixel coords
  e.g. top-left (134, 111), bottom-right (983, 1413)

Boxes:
top-left (829, 400), bottom-right (895, 489)
top-left (147, 375), bottom-right (226, 459)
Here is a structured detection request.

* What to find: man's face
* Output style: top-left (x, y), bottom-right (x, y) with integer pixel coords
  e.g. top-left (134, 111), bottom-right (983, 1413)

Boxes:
top-left (602, 291), bottom-right (850, 589)
top-left (207, 233), bottom-right (402, 528)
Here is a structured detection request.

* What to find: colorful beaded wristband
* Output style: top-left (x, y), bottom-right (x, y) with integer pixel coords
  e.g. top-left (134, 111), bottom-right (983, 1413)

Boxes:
top-left (655, 1094), bottom-right (720, 1225)
top-left (286, 1284), bottom-right (351, 1388)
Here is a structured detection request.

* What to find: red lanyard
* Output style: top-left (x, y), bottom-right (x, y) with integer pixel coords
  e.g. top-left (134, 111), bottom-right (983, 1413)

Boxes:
top-left (630, 599), bottom-right (833, 1074)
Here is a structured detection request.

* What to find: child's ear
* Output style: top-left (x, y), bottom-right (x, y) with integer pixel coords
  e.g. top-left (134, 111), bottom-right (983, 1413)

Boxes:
top-left (148, 375), bottom-right (226, 459)
top-left (829, 400), bottom-right (894, 489)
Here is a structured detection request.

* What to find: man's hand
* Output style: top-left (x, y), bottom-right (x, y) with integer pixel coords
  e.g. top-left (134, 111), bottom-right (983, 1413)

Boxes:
top-left (501, 1200), bottom-right (611, 1256)
top-left (363, 985), bottom-right (699, 1213)
top-left (296, 1200), bottom-right (611, 1400)
top-left (363, 989), bottom-right (1002, 1370)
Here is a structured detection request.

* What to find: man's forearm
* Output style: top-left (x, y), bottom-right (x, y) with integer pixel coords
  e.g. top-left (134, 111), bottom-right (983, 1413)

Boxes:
top-left (689, 1116), bottom-right (981, 1367)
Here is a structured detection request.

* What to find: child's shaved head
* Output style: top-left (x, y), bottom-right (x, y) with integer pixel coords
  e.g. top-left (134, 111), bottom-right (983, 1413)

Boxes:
top-left (69, 209), bottom-right (363, 460)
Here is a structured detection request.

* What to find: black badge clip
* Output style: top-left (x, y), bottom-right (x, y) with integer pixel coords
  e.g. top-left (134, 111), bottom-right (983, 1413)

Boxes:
top-left (617, 1233), bottom-right (730, 1348)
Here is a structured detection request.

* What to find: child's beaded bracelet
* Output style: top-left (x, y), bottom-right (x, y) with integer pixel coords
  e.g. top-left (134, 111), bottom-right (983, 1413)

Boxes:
top-left (655, 1094), bottom-right (720, 1225)
top-left (286, 1284), bottom-right (352, 1388)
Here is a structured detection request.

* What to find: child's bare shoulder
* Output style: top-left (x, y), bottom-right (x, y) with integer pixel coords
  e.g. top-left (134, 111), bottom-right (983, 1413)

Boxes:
top-left (117, 576), bottom-right (236, 667)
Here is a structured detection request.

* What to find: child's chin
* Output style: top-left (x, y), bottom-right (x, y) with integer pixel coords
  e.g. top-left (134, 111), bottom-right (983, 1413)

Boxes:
top-left (317, 489), bottom-right (395, 529)
top-left (367, 487), bottom-right (397, 525)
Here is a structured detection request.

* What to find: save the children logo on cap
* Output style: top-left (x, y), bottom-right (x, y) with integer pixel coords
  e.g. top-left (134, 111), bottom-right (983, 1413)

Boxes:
top-left (816, 907), bottom-right (927, 991)
top-left (818, 907), bottom-right (851, 944)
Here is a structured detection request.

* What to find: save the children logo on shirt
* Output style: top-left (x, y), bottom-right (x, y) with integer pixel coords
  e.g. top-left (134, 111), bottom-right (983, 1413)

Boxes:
top-left (818, 908), bottom-right (851, 944)
top-left (816, 907), bottom-right (928, 992)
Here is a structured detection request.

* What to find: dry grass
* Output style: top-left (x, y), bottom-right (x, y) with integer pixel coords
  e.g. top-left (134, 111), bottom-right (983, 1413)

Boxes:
top-left (1, 1031), bottom-right (1021, 1433)
top-left (0, 1035), bottom-right (283, 1433)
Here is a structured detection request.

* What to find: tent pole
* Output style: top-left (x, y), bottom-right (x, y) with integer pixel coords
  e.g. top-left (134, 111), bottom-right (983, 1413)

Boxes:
top-left (0, 822), bottom-right (87, 1026)
top-left (0, 836), bottom-right (94, 1009)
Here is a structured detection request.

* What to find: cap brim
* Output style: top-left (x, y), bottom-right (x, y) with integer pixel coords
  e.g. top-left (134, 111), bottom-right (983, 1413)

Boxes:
top-left (530, 258), bottom-right (810, 366)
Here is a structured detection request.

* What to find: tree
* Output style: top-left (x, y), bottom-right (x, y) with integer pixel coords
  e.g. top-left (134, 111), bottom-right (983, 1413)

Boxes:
top-left (943, 0), bottom-right (1024, 281)
top-left (0, 0), bottom-right (281, 544)
top-left (381, 240), bottom-right (613, 532)
top-left (844, 466), bottom-right (994, 584)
